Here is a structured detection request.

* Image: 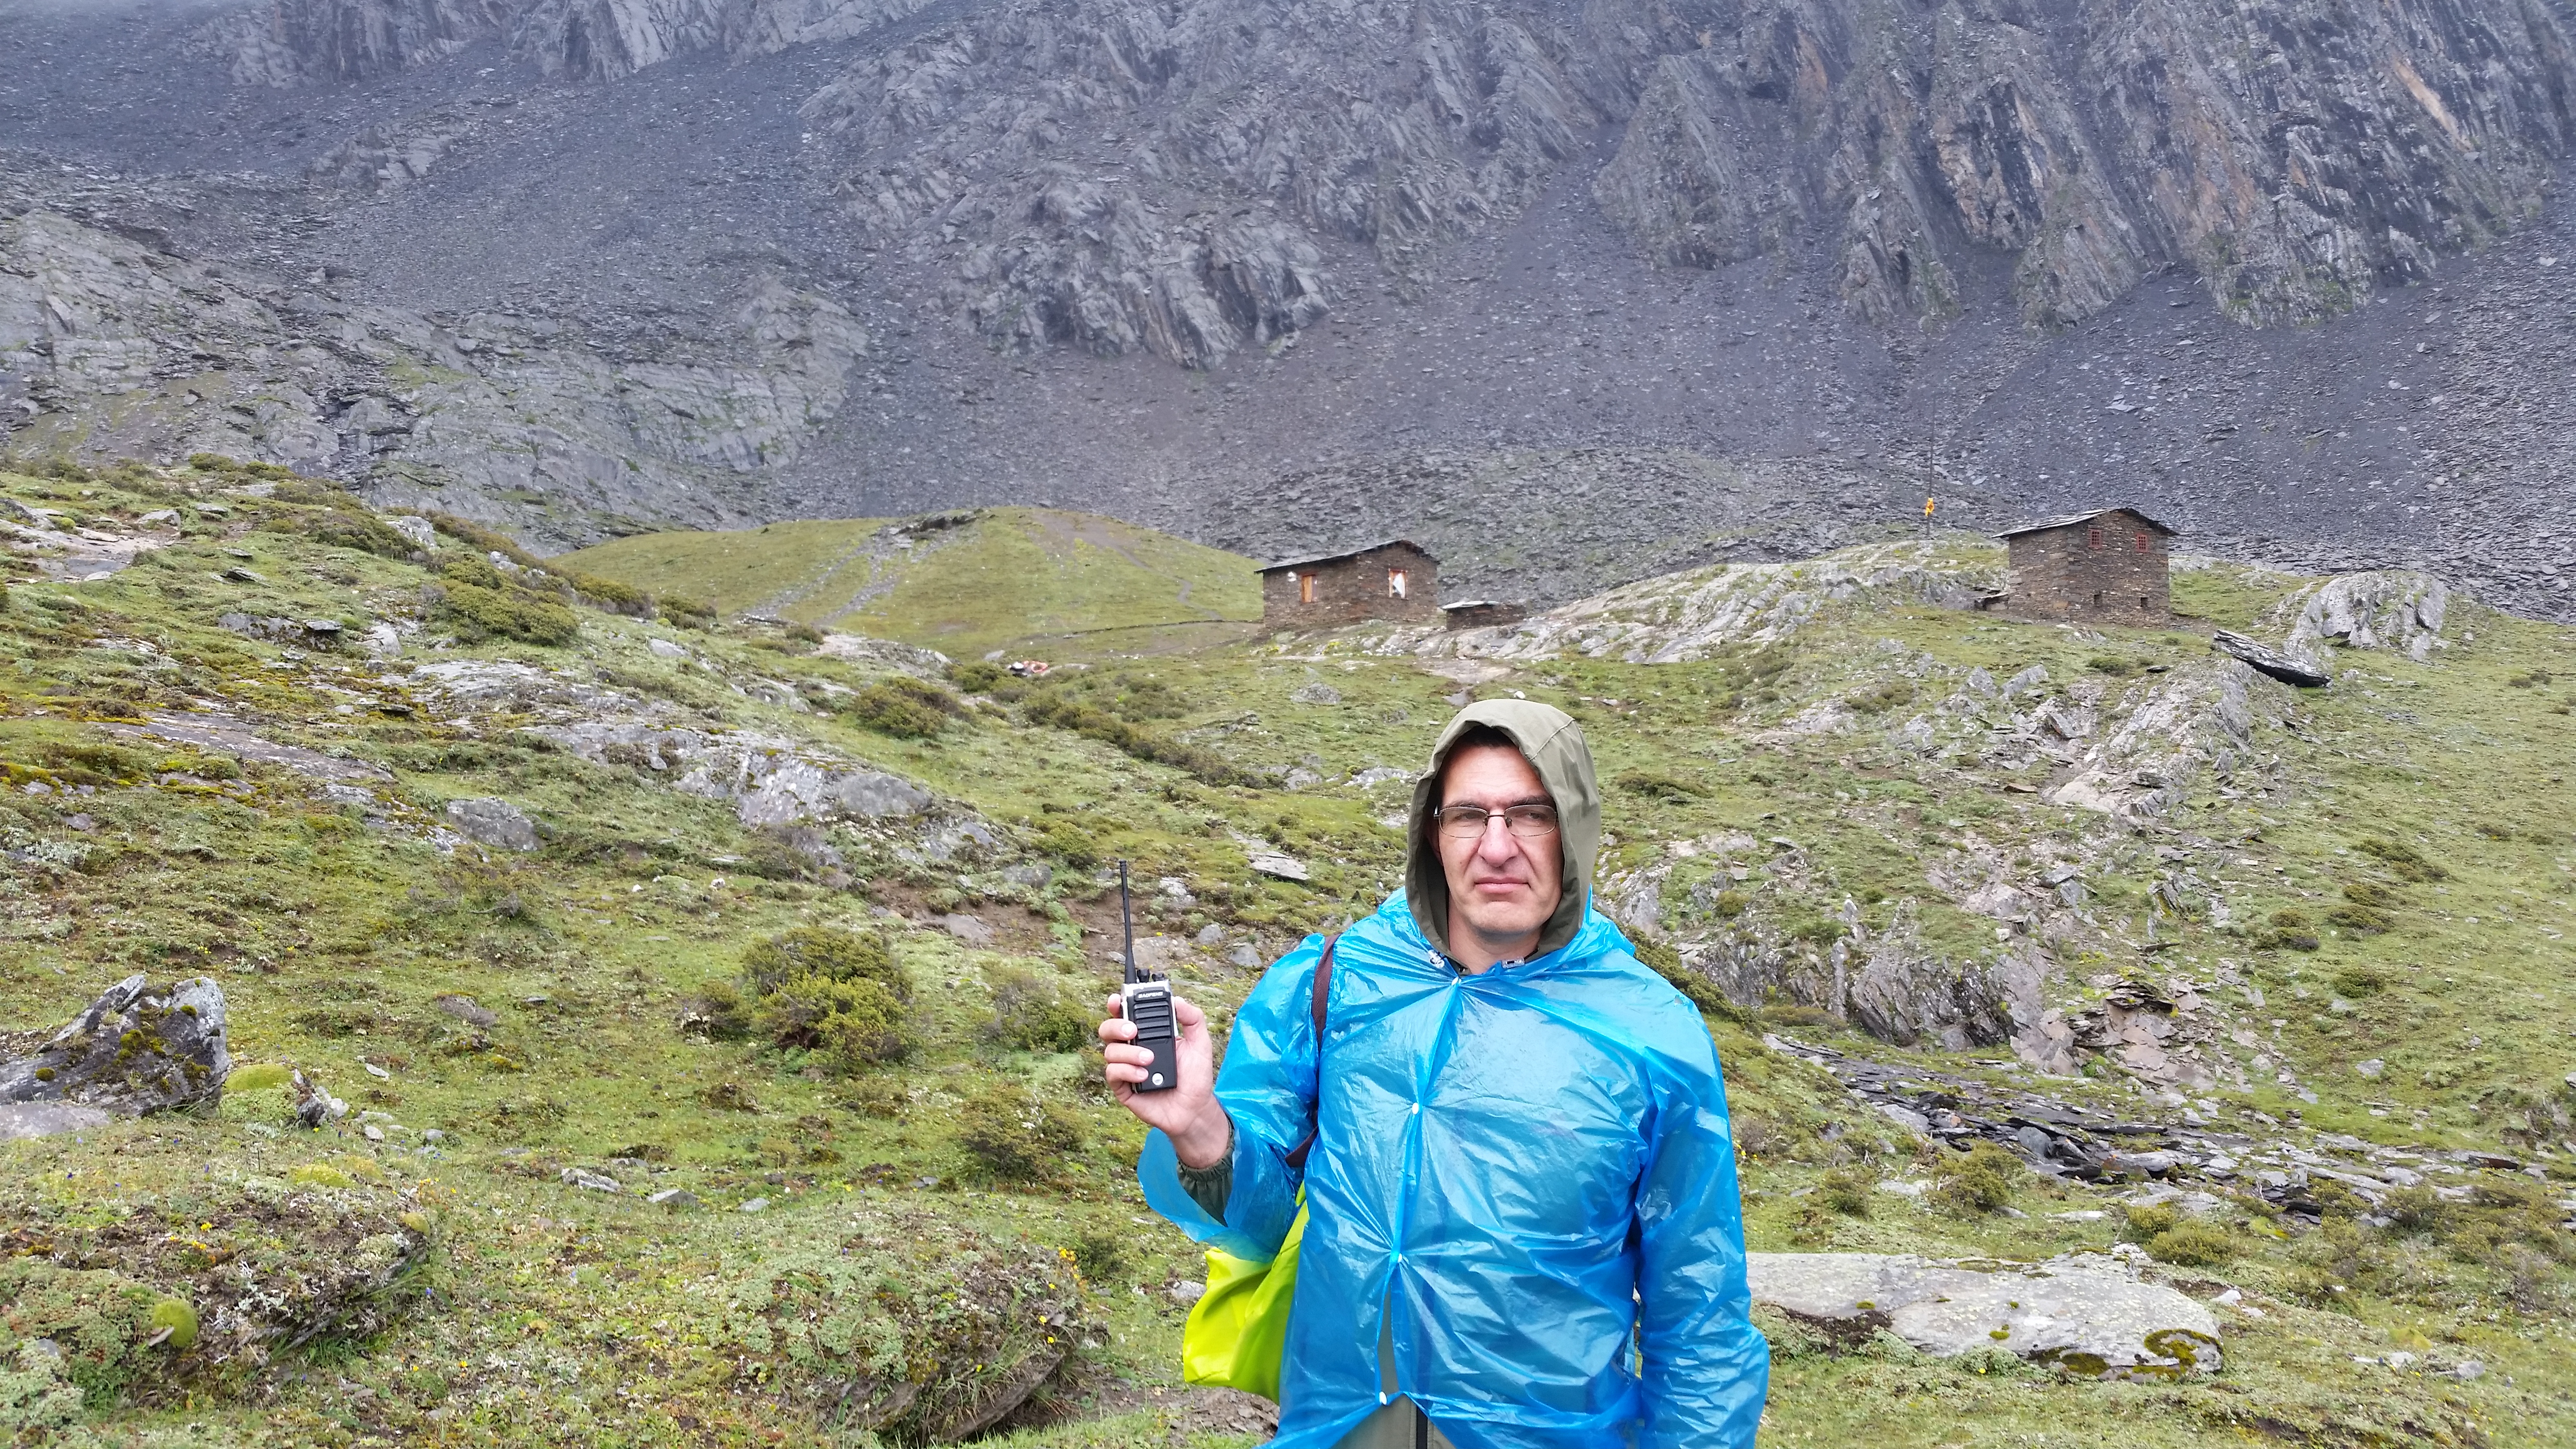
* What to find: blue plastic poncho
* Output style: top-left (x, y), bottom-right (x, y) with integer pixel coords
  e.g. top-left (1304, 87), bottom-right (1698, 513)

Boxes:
top-left (1138, 892), bottom-right (1771, 1447)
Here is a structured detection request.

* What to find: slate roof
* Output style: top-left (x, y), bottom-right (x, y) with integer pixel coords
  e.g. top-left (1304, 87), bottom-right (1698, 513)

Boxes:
top-left (1261, 538), bottom-right (1435, 572)
top-left (1996, 507), bottom-right (2180, 539)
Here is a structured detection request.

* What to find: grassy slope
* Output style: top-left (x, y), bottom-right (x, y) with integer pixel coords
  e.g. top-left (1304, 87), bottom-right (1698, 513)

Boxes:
top-left (0, 466), bottom-right (2570, 1446)
top-left (555, 508), bottom-right (1264, 657)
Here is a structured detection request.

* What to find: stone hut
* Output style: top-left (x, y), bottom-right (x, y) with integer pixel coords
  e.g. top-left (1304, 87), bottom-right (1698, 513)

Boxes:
top-left (1260, 540), bottom-right (1440, 630)
top-left (1440, 599), bottom-right (1526, 629)
top-left (1998, 508), bottom-right (2176, 626)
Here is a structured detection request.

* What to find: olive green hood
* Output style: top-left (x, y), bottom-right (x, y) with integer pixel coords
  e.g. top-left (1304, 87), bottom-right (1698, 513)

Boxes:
top-left (1404, 699), bottom-right (1601, 962)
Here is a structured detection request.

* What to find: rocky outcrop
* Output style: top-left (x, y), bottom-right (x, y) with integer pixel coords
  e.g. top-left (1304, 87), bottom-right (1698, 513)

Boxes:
top-left (0, 208), bottom-right (865, 549)
top-left (444, 796), bottom-right (542, 850)
top-left (1751, 1251), bottom-right (2221, 1378)
top-left (1395, 540), bottom-right (1998, 665)
top-left (2044, 660), bottom-right (2284, 820)
top-left (2277, 569), bottom-right (2454, 665)
top-left (0, 976), bottom-right (231, 1117)
top-left (202, 0), bottom-right (2573, 372)
top-left (1601, 0), bottom-right (2574, 330)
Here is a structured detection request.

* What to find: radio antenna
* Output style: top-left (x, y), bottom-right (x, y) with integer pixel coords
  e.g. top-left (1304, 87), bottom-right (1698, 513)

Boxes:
top-left (1119, 859), bottom-right (1141, 984)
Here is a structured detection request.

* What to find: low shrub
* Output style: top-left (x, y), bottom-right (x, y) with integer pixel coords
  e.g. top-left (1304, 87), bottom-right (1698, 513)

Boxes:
top-left (565, 570), bottom-right (652, 616)
top-left (2356, 837), bottom-right (2448, 882)
top-left (2144, 1220), bottom-right (2238, 1266)
top-left (259, 507), bottom-right (417, 561)
top-left (2324, 904), bottom-right (2394, 934)
top-left (984, 971), bottom-right (1096, 1053)
top-left (1022, 690), bottom-right (1247, 786)
top-left (422, 511), bottom-right (541, 568)
top-left (1070, 1229), bottom-right (1130, 1283)
top-left (1818, 1168), bottom-right (1873, 1218)
top-left (843, 1078), bottom-right (909, 1119)
top-left (737, 927), bottom-right (917, 1072)
top-left (1760, 1002), bottom-right (1843, 1034)
top-left (431, 581), bottom-right (580, 646)
top-left (847, 676), bottom-right (963, 739)
top-left (1932, 1141), bottom-right (2022, 1214)
top-left (956, 1083), bottom-right (1083, 1184)
top-left (1845, 680), bottom-right (1914, 714)
top-left (947, 660), bottom-right (1009, 693)
top-left (2254, 908), bottom-right (2319, 952)
top-left (2383, 1185), bottom-right (2447, 1233)
top-left (658, 593), bottom-right (716, 628)
top-left (2124, 1202), bottom-right (2179, 1241)
top-left (1034, 818), bottom-right (1101, 869)
top-left (1616, 770), bottom-right (1705, 802)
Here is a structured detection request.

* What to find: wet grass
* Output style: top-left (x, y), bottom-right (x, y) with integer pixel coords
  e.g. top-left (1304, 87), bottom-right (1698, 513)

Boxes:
top-left (1, 463), bottom-right (2572, 1445)
top-left (557, 508), bottom-right (1263, 656)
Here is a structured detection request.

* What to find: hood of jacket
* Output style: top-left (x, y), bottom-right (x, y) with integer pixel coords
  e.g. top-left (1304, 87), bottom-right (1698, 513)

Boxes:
top-left (1403, 698), bottom-right (1601, 962)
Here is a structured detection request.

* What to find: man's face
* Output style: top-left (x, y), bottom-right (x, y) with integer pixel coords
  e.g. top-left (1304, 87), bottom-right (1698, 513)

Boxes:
top-left (1437, 742), bottom-right (1563, 947)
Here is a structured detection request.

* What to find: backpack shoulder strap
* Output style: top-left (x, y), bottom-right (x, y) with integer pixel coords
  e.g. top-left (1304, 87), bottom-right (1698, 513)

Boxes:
top-left (1283, 934), bottom-right (1337, 1173)
top-left (1309, 932), bottom-right (1337, 1038)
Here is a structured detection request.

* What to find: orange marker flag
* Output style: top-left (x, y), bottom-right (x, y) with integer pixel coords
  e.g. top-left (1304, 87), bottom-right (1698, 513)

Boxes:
top-left (1923, 496), bottom-right (1936, 518)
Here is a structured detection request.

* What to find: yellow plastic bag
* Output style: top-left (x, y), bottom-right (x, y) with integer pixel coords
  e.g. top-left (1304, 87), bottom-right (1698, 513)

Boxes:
top-left (1180, 1197), bottom-right (1308, 1401)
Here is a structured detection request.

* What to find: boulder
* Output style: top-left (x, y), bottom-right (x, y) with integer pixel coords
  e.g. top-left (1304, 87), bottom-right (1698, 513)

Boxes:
top-left (0, 975), bottom-right (230, 1116)
top-left (1249, 851), bottom-right (1310, 882)
top-left (445, 796), bottom-right (540, 850)
top-left (434, 993), bottom-right (500, 1029)
top-left (2211, 629), bottom-right (2330, 688)
top-left (0, 1101), bottom-right (114, 1141)
top-left (1750, 1251), bottom-right (2221, 1378)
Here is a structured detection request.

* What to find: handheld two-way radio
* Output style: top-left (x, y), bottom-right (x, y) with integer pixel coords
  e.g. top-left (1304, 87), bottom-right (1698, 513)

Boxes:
top-left (1117, 859), bottom-right (1179, 1093)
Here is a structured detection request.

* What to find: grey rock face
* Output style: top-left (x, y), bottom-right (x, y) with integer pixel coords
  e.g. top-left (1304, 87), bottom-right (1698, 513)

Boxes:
top-left (444, 795), bottom-right (541, 849)
top-left (0, 975), bottom-right (232, 1116)
top-left (2279, 570), bottom-right (2452, 665)
top-left (0, 1102), bottom-right (116, 1142)
top-left (2, 0), bottom-right (2573, 624)
top-left (0, 208), bottom-right (865, 550)
top-left (1751, 1251), bottom-right (2222, 1378)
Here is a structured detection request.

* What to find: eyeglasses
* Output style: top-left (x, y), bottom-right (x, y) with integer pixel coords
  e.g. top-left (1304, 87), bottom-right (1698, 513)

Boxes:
top-left (1433, 804), bottom-right (1561, 839)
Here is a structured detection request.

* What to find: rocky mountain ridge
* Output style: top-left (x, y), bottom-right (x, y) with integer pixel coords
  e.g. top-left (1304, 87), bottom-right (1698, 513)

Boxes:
top-left (2, 0), bottom-right (2573, 618)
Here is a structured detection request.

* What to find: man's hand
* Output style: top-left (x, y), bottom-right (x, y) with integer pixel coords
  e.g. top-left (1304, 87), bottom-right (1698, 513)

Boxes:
top-left (1100, 992), bottom-right (1231, 1168)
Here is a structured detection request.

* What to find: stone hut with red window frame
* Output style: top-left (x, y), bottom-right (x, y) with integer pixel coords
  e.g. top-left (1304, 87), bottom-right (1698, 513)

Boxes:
top-left (1259, 540), bottom-right (1441, 630)
top-left (1997, 508), bottom-right (2176, 626)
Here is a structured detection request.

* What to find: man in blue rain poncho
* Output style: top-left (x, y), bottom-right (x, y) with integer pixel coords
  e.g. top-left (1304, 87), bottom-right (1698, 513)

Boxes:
top-left (1100, 699), bottom-right (1769, 1448)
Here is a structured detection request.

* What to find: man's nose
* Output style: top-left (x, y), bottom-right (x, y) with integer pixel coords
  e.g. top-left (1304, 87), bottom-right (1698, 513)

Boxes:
top-left (1473, 815), bottom-right (1521, 860)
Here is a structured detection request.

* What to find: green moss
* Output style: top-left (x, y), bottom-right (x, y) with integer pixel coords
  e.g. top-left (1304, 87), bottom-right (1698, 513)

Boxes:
top-left (0, 1261), bottom-right (161, 1403)
top-left (147, 1296), bottom-right (197, 1351)
top-left (224, 1062), bottom-right (292, 1093)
